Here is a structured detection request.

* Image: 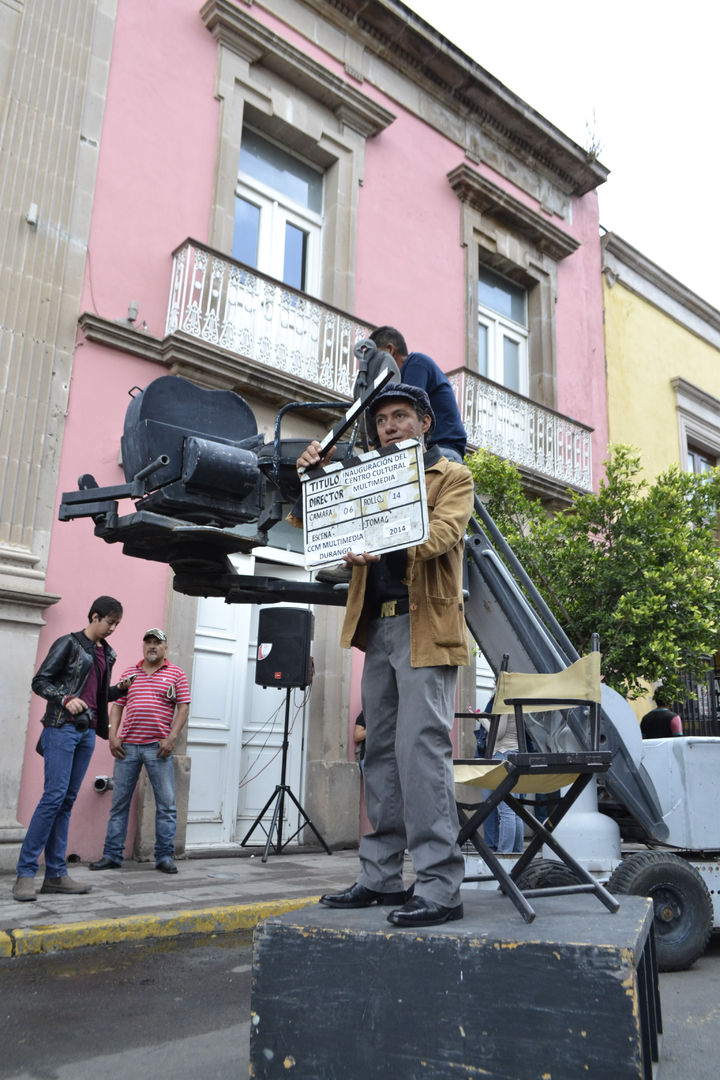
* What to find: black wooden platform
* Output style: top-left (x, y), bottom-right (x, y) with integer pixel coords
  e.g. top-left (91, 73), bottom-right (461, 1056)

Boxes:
top-left (249, 892), bottom-right (661, 1080)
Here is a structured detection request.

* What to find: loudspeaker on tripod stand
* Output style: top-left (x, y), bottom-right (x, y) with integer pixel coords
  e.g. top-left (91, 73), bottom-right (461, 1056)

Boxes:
top-left (255, 607), bottom-right (314, 689)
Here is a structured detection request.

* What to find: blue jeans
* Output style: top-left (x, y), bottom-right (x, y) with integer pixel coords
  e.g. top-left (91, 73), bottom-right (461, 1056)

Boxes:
top-left (103, 743), bottom-right (176, 863)
top-left (483, 805), bottom-right (499, 851)
top-left (17, 725), bottom-right (96, 878)
top-left (484, 751), bottom-right (524, 854)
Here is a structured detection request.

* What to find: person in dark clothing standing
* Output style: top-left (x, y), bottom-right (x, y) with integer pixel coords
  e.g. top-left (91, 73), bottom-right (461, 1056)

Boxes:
top-left (297, 384), bottom-right (473, 927)
top-left (369, 326), bottom-right (467, 462)
top-left (641, 690), bottom-right (683, 739)
top-left (13, 595), bottom-right (128, 902)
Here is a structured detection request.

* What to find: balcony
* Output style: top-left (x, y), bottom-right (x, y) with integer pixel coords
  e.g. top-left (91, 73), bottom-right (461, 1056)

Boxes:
top-left (165, 239), bottom-right (592, 492)
top-left (448, 369), bottom-right (593, 492)
top-left (166, 239), bottom-right (370, 399)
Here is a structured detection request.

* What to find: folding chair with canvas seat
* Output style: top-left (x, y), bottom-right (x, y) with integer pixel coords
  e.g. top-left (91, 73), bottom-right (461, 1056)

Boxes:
top-left (454, 638), bottom-right (620, 923)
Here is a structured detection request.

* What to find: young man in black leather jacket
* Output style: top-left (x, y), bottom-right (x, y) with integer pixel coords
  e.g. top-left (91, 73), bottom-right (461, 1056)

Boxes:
top-left (13, 595), bottom-right (128, 902)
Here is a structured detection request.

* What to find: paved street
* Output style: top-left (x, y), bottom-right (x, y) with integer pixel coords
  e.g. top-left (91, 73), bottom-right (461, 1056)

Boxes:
top-left (654, 933), bottom-right (720, 1080)
top-left (2, 933), bottom-right (254, 1080)
top-left (2, 925), bottom-right (719, 1078)
top-left (2, 849), bottom-right (719, 1077)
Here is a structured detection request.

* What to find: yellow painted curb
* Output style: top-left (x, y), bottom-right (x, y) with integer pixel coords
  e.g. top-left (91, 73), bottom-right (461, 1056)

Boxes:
top-left (4, 895), bottom-right (320, 957)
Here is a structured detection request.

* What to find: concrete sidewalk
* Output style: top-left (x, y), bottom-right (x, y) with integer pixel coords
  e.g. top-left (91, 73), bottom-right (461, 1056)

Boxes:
top-left (0, 847), bottom-right (363, 958)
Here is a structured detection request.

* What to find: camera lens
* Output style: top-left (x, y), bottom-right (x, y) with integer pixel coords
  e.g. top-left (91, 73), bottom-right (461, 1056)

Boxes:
top-left (74, 709), bottom-right (93, 733)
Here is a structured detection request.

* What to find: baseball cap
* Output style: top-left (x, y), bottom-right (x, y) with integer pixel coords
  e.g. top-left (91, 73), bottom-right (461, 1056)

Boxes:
top-left (143, 628), bottom-right (167, 642)
top-left (367, 383), bottom-right (436, 435)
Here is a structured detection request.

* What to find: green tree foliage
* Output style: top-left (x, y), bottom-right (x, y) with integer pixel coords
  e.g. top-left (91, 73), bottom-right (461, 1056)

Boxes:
top-left (466, 445), bottom-right (720, 699)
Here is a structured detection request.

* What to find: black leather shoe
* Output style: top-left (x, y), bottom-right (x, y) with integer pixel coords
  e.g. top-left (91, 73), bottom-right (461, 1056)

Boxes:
top-left (387, 896), bottom-right (464, 927)
top-left (320, 882), bottom-right (414, 908)
top-left (89, 857), bottom-right (122, 871)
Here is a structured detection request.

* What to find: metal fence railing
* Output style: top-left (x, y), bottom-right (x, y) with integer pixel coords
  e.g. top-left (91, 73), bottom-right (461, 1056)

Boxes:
top-left (448, 368), bottom-right (593, 492)
top-left (166, 239), bottom-right (371, 397)
top-left (673, 663), bottom-right (720, 736)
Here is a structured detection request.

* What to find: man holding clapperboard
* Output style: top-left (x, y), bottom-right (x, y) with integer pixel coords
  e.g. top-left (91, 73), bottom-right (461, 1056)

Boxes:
top-left (294, 379), bottom-right (474, 927)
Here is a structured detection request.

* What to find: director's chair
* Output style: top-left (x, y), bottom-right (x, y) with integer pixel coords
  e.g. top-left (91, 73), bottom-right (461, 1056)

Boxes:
top-left (454, 639), bottom-right (620, 923)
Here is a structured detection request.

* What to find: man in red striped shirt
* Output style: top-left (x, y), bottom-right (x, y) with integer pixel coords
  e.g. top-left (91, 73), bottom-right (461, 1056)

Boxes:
top-left (89, 629), bottom-right (191, 874)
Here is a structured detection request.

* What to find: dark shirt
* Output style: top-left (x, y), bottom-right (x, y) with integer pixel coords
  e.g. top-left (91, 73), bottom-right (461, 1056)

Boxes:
top-left (641, 707), bottom-right (682, 739)
top-left (74, 638), bottom-right (107, 728)
top-left (355, 711), bottom-right (366, 762)
top-left (365, 548), bottom-right (408, 609)
top-left (402, 351), bottom-right (467, 457)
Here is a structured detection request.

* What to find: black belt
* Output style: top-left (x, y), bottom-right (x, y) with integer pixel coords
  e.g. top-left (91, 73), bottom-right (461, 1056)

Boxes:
top-left (371, 598), bottom-right (410, 619)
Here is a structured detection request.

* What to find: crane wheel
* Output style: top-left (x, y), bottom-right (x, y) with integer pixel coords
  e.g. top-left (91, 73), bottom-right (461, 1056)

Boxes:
top-left (608, 851), bottom-right (712, 971)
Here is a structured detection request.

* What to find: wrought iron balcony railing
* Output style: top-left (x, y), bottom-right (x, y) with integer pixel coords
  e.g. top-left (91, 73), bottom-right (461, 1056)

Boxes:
top-left (166, 239), bottom-right (370, 398)
top-left (449, 369), bottom-right (592, 491)
top-left (166, 239), bottom-right (593, 491)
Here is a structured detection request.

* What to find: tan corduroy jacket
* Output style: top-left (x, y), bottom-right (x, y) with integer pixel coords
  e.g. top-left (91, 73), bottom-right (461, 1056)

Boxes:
top-left (340, 455), bottom-right (474, 668)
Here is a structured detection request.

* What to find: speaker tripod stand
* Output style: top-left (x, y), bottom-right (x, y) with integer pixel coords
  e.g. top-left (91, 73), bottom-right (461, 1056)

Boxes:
top-left (240, 687), bottom-right (332, 862)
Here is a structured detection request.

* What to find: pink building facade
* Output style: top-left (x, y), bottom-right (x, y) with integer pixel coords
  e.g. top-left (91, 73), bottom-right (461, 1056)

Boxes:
top-left (1, 0), bottom-right (609, 867)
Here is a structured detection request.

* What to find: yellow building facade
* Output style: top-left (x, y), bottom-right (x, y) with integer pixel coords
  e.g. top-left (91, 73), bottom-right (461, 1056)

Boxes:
top-left (602, 233), bottom-right (720, 481)
top-left (602, 233), bottom-right (720, 723)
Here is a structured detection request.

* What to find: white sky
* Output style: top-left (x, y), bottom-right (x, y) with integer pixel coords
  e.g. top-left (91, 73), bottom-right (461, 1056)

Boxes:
top-left (405, 0), bottom-right (719, 308)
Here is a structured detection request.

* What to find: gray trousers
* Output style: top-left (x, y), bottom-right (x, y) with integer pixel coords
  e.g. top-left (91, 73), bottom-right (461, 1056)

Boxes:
top-left (357, 613), bottom-right (465, 906)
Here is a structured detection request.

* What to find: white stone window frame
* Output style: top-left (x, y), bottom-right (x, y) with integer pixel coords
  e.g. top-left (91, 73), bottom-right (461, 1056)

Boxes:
top-left (234, 161), bottom-right (324, 295)
top-left (672, 377), bottom-right (720, 473)
top-left (477, 291), bottom-right (529, 396)
top-left (202, 0), bottom-right (395, 312)
top-left (447, 163), bottom-right (579, 409)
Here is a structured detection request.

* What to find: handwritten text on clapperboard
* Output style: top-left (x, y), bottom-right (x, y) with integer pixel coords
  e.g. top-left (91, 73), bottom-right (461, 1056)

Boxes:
top-left (301, 439), bottom-right (429, 569)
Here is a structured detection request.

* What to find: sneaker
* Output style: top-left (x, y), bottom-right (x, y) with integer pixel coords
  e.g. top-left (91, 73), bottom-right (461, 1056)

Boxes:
top-left (40, 875), bottom-right (92, 895)
top-left (156, 858), bottom-right (178, 874)
top-left (315, 564), bottom-right (352, 585)
top-left (12, 876), bottom-right (37, 902)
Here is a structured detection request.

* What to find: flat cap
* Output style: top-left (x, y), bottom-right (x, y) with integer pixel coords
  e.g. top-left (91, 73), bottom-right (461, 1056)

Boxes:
top-left (367, 383), bottom-right (436, 435)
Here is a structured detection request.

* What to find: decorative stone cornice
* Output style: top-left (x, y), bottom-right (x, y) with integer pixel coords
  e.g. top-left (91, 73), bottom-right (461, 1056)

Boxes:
top-left (671, 376), bottom-right (720, 416)
top-left (515, 465), bottom-right (586, 508)
top-left (0, 581), bottom-right (61, 624)
top-left (671, 376), bottom-right (720, 467)
top-left (602, 232), bottom-right (720, 345)
top-left (296, 0), bottom-right (608, 195)
top-left (0, 585), bottom-right (60, 609)
top-left (447, 163), bottom-right (580, 262)
top-left (78, 314), bottom-right (166, 363)
top-left (78, 313), bottom-right (351, 410)
top-left (200, 0), bottom-right (396, 137)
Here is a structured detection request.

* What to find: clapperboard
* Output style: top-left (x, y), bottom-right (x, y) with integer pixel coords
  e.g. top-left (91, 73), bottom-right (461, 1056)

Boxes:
top-left (311, 367), bottom-right (395, 461)
top-left (301, 440), bottom-right (429, 568)
top-left (299, 368), bottom-right (430, 568)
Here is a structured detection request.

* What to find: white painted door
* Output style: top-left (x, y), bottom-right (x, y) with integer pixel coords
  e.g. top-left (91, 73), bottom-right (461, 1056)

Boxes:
top-left (185, 551), bottom-right (313, 848)
top-left (185, 553), bottom-right (255, 846)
